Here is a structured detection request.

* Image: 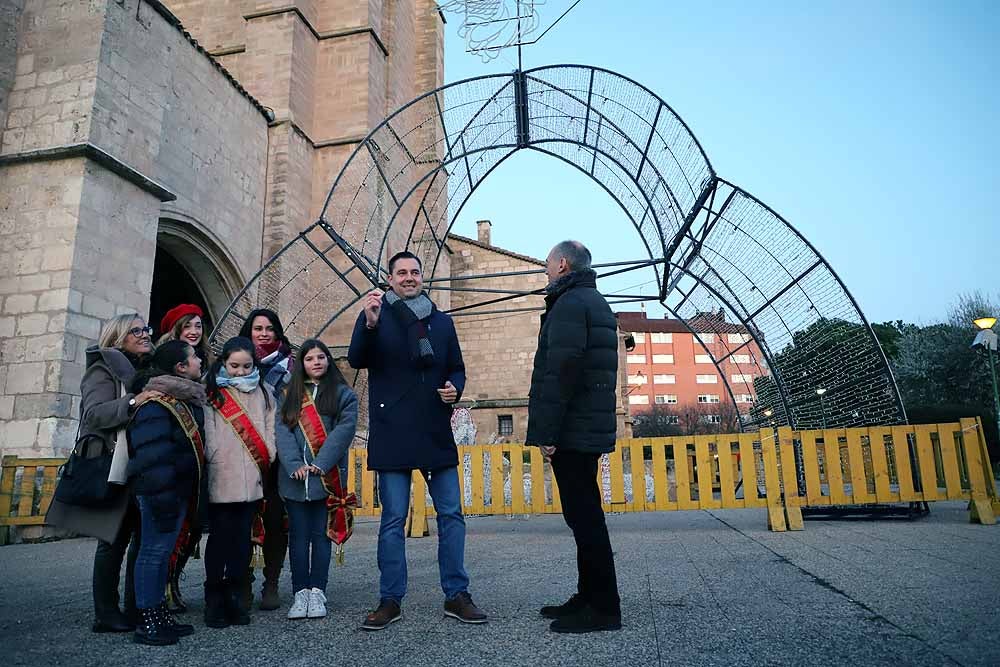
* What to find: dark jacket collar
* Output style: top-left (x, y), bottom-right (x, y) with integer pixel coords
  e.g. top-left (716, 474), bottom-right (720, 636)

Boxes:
top-left (545, 269), bottom-right (598, 306)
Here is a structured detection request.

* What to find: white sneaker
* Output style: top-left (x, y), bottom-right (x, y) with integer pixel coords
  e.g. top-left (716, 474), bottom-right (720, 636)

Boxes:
top-left (307, 588), bottom-right (327, 619)
top-left (288, 589), bottom-right (310, 620)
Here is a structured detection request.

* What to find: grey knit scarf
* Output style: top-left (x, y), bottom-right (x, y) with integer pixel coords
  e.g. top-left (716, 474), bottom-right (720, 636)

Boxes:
top-left (384, 290), bottom-right (435, 366)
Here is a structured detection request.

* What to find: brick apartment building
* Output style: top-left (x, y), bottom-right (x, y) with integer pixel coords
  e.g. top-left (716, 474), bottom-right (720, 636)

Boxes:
top-left (616, 311), bottom-right (769, 429)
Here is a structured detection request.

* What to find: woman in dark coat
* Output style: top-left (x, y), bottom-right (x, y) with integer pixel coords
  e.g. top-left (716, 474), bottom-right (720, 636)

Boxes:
top-left (237, 308), bottom-right (293, 610)
top-left (46, 313), bottom-right (160, 633)
top-left (126, 341), bottom-right (206, 646)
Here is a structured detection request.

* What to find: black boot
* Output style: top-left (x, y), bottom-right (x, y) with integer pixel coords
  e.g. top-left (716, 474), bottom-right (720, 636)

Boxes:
top-left (204, 582), bottom-right (230, 629)
top-left (92, 609), bottom-right (134, 633)
top-left (166, 539), bottom-right (194, 613)
top-left (225, 578), bottom-right (251, 626)
top-left (132, 607), bottom-right (177, 646)
top-left (156, 602), bottom-right (194, 637)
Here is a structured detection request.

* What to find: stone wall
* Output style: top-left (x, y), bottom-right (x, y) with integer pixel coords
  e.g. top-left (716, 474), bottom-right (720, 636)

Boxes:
top-left (447, 232), bottom-right (548, 444)
top-left (0, 0), bottom-right (268, 458)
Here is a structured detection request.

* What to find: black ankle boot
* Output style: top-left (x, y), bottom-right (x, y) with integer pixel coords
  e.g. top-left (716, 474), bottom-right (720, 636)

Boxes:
top-left (204, 582), bottom-right (230, 629)
top-left (156, 602), bottom-right (194, 637)
top-left (132, 607), bottom-right (177, 646)
top-left (224, 579), bottom-right (251, 626)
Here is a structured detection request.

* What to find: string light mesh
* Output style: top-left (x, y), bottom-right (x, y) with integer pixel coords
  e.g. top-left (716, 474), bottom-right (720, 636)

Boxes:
top-left (211, 66), bottom-right (905, 434)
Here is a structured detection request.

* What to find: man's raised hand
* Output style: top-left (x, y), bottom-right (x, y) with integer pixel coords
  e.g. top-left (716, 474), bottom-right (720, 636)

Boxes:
top-left (364, 289), bottom-right (384, 328)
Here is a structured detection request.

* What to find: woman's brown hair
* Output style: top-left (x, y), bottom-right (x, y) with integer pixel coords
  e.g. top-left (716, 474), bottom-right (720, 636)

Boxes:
top-left (280, 339), bottom-right (347, 427)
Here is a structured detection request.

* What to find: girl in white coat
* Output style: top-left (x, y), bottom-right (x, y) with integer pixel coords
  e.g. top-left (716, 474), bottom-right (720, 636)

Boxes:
top-left (203, 336), bottom-right (276, 629)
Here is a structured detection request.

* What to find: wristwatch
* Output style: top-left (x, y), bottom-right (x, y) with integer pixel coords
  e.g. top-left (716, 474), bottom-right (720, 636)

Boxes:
top-left (128, 397), bottom-right (137, 410)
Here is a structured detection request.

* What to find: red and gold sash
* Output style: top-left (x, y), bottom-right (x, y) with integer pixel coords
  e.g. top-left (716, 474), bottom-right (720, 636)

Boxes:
top-left (299, 391), bottom-right (357, 562)
top-left (146, 395), bottom-right (206, 576)
top-left (212, 387), bottom-right (271, 545)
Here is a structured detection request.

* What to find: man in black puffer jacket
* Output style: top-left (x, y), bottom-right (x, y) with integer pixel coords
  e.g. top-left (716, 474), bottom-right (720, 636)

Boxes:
top-left (526, 240), bottom-right (621, 634)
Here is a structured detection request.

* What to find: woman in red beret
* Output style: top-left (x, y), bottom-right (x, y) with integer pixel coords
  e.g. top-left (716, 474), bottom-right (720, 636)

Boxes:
top-left (158, 304), bottom-right (211, 369)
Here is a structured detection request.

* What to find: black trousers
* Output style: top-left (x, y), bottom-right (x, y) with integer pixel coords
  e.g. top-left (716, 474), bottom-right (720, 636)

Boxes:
top-left (92, 499), bottom-right (140, 620)
top-left (550, 450), bottom-right (621, 616)
top-left (248, 467), bottom-right (287, 582)
top-left (205, 502), bottom-right (255, 585)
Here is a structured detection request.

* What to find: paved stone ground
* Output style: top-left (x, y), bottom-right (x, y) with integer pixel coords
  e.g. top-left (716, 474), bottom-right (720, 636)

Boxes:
top-left (1, 502), bottom-right (998, 667)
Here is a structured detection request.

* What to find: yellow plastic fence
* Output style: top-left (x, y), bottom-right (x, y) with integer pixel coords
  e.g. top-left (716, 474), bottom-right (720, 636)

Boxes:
top-left (0, 456), bottom-right (62, 545)
top-left (341, 417), bottom-right (999, 535)
top-left (3, 419), bottom-right (997, 544)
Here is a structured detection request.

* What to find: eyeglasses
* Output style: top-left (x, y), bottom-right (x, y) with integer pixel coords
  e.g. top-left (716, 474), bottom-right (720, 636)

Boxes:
top-left (128, 326), bottom-right (153, 338)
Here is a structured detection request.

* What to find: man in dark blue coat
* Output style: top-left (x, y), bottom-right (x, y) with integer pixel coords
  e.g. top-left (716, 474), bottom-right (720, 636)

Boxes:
top-left (526, 240), bottom-right (622, 634)
top-left (349, 251), bottom-right (487, 630)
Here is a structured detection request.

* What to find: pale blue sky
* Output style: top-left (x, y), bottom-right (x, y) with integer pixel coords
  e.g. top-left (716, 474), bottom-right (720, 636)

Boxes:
top-left (441, 0), bottom-right (999, 324)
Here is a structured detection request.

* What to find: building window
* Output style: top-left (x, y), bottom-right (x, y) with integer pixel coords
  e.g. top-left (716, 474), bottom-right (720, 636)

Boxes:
top-left (736, 394), bottom-right (755, 403)
top-left (700, 414), bottom-right (722, 424)
top-left (498, 415), bottom-right (514, 436)
top-left (731, 374), bottom-right (754, 384)
top-left (650, 333), bottom-right (672, 343)
top-left (626, 354), bottom-right (646, 364)
top-left (632, 332), bottom-right (645, 343)
top-left (732, 354), bottom-right (752, 364)
top-left (627, 374), bottom-right (647, 385)
top-left (697, 394), bottom-right (720, 404)
top-left (694, 354), bottom-right (713, 364)
top-left (696, 374), bottom-right (717, 384)
top-left (652, 354), bottom-right (674, 364)
top-left (654, 394), bottom-right (677, 404)
top-left (628, 394), bottom-right (650, 405)
top-left (728, 333), bottom-right (751, 345)
top-left (653, 374), bottom-right (676, 384)
top-left (698, 333), bottom-right (715, 344)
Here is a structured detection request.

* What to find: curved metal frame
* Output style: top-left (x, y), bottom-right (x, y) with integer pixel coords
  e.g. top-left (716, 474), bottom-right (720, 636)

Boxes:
top-left (211, 64), bottom-right (905, 431)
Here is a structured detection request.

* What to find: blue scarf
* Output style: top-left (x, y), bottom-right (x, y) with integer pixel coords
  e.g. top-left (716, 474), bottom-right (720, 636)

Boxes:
top-left (216, 367), bottom-right (261, 393)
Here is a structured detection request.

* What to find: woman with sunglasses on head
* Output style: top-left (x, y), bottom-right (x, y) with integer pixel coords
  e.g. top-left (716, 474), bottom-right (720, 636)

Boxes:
top-left (47, 314), bottom-right (161, 634)
top-left (236, 308), bottom-right (294, 610)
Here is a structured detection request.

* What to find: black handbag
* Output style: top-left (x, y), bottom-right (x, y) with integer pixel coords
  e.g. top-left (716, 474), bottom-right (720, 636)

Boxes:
top-left (53, 438), bottom-right (122, 508)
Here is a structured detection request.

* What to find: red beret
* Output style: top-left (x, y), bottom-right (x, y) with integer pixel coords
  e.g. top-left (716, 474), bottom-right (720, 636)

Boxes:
top-left (160, 304), bottom-right (203, 336)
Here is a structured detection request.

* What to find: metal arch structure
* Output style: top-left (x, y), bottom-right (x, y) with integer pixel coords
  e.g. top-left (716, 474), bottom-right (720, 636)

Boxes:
top-left (211, 64), bottom-right (906, 431)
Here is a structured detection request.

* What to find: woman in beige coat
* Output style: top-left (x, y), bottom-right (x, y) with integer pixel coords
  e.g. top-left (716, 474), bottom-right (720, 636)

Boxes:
top-left (202, 336), bottom-right (276, 629)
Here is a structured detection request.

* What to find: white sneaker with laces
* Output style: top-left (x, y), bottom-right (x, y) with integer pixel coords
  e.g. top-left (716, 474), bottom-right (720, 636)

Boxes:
top-left (288, 589), bottom-right (310, 620)
top-left (307, 588), bottom-right (327, 619)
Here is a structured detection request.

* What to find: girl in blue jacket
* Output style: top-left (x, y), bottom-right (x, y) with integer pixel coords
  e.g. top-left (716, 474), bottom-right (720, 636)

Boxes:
top-left (276, 339), bottom-right (358, 620)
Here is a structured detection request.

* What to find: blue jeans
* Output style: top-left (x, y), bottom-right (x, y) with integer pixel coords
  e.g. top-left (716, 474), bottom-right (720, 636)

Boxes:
top-left (377, 467), bottom-right (469, 603)
top-left (285, 499), bottom-right (331, 593)
top-left (134, 496), bottom-right (186, 610)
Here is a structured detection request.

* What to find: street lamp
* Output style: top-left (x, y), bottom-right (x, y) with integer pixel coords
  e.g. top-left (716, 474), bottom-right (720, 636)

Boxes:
top-left (972, 316), bottom-right (1000, 447)
top-left (816, 388), bottom-right (828, 429)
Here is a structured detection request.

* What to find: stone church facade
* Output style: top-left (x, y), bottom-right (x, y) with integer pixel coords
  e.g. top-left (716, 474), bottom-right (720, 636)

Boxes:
top-left (0, 0), bottom-right (444, 458)
top-left (0, 0), bottom-right (628, 459)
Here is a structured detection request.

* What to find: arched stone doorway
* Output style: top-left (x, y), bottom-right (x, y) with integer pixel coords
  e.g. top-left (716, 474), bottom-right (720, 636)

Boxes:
top-left (151, 217), bottom-right (243, 339)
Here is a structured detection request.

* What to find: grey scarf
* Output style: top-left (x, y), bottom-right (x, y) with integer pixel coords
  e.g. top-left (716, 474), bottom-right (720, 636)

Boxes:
top-left (385, 290), bottom-right (435, 366)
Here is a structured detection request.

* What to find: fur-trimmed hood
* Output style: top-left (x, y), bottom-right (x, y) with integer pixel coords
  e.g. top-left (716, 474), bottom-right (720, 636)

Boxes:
top-left (145, 374), bottom-right (207, 405)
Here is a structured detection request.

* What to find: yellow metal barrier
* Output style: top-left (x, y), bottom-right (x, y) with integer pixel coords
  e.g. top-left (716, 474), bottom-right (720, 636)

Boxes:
top-left (4, 419), bottom-right (996, 544)
top-left (395, 418), bottom-right (999, 535)
top-left (0, 456), bottom-right (63, 545)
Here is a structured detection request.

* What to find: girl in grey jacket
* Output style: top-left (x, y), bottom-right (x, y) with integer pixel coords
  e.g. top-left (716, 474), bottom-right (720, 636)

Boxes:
top-left (276, 339), bottom-right (358, 620)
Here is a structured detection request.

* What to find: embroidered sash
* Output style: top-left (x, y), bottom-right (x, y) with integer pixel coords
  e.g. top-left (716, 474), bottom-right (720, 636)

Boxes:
top-left (298, 391), bottom-right (357, 561)
top-left (145, 395), bottom-right (205, 577)
top-left (212, 387), bottom-right (270, 544)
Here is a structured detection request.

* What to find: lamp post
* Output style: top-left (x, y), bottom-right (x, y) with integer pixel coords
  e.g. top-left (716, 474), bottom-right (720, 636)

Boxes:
top-left (972, 316), bottom-right (1000, 446)
top-left (816, 388), bottom-right (828, 429)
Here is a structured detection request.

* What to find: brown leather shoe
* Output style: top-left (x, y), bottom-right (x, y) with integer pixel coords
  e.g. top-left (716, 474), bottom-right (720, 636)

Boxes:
top-left (444, 592), bottom-right (487, 624)
top-left (360, 599), bottom-right (402, 631)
